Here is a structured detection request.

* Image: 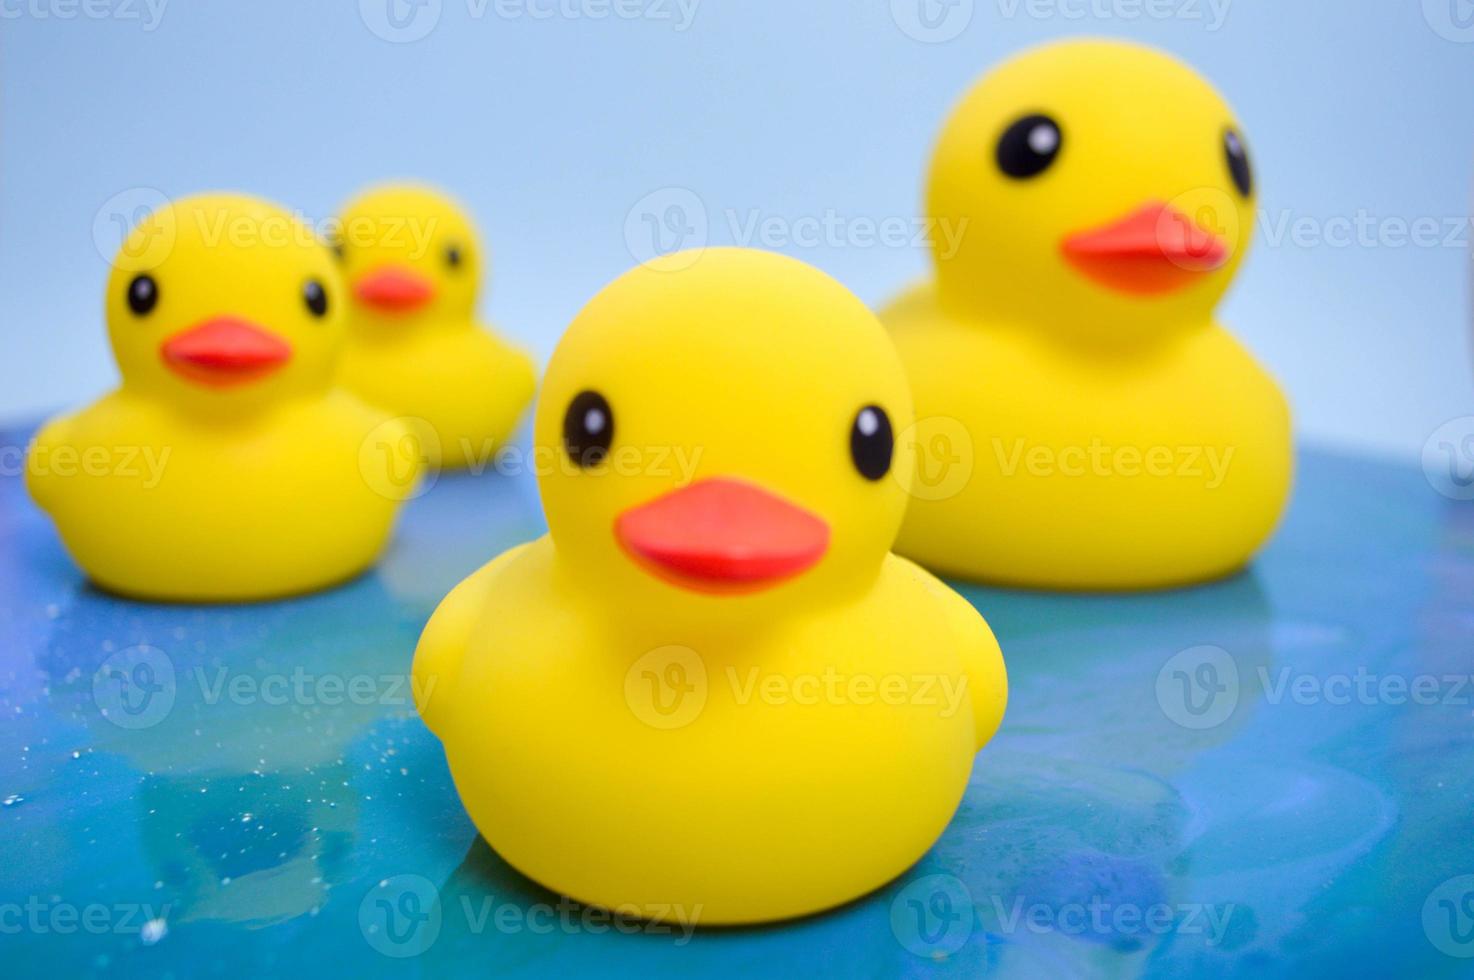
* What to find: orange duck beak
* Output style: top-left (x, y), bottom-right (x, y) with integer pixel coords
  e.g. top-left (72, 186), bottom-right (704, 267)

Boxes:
top-left (614, 478), bottom-right (830, 594)
top-left (160, 317), bottom-right (292, 387)
top-left (353, 266), bottom-right (436, 313)
top-left (1061, 200), bottom-right (1229, 296)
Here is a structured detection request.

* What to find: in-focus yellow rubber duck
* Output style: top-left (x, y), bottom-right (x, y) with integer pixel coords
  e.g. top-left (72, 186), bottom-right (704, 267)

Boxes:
top-left (881, 39), bottom-right (1292, 590)
top-left (335, 185), bottom-right (536, 470)
top-left (414, 248), bottom-right (1007, 924)
top-left (27, 193), bottom-right (417, 601)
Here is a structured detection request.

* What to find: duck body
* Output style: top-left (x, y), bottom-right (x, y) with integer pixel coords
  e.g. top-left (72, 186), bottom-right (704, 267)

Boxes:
top-left (882, 39), bottom-right (1292, 589)
top-left (338, 318), bottom-right (534, 470)
top-left (336, 185), bottom-right (535, 469)
top-left (413, 248), bottom-right (1006, 924)
top-left (417, 537), bottom-right (1002, 923)
top-left (29, 389), bottom-right (408, 601)
top-left (884, 283), bottom-right (1291, 588)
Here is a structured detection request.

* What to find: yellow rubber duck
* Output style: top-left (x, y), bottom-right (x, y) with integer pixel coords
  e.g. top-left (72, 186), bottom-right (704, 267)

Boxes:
top-left (413, 248), bottom-right (1007, 924)
top-left (335, 185), bottom-right (536, 470)
top-left (27, 193), bottom-right (417, 601)
top-left (881, 39), bottom-right (1292, 590)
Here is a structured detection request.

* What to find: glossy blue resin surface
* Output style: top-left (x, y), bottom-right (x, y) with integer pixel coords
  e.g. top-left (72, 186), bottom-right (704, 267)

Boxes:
top-left (3, 432), bottom-right (1471, 977)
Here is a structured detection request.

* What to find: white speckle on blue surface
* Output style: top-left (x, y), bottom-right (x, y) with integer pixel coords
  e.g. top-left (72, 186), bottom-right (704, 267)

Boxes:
top-left (139, 918), bottom-right (168, 946)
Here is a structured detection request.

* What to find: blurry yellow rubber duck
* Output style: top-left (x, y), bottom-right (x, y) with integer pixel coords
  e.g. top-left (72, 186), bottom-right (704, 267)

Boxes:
top-left (413, 248), bottom-right (1007, 924)
top-left (335, 185), bottom-right (536, 470)
top-left (881, 39), bottom-right (1292, 589)
top-left (27, 193), bottom-right (416, 601)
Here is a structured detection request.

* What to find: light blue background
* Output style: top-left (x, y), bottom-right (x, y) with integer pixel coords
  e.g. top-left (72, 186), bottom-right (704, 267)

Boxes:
top-left (2, 0), bottom-right (1471, 460)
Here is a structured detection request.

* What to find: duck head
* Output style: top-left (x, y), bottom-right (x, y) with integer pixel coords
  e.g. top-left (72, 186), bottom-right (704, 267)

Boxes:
top-left (335, 185), bottom-right (481, 334)
top-left (925, 39), bottom-right (1256, 339)
top-left (535, 248), bottom-right (915, 625)
top-left (106, 194), bottom-right (345, 413)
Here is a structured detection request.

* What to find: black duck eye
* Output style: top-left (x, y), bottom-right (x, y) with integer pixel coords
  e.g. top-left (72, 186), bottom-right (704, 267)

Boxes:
top-left (563, 390), bottom-right (613, 467)
top-left (1224, 127), bottom-right (1253, 198)
top-left (445, 244), bottom-right (463, 269)
top-left (303, 279), bottom-right (329, 318)
top-left (850, 405), bottom-right (893, 481)
top-left (127, 274), bottom-right (158, 316)
top-left (996, 114), bottom-right (1063, 179)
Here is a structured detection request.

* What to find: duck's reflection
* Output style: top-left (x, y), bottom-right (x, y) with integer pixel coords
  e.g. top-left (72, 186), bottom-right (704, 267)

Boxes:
top-left (422, 836), bottom-right (929, 976)
top-left (924, 570), bottom-right (1277, 972)
top-left (959, 568), bottom-right (1276, 772)
top-left (40, 573), bottom-right (424, 929)
top-left (137, 765), bottom-right (356, 929)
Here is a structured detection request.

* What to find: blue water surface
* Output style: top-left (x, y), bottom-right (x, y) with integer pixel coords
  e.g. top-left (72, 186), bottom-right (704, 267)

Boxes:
top-left (1, 432), bottom-right (1472, 978)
